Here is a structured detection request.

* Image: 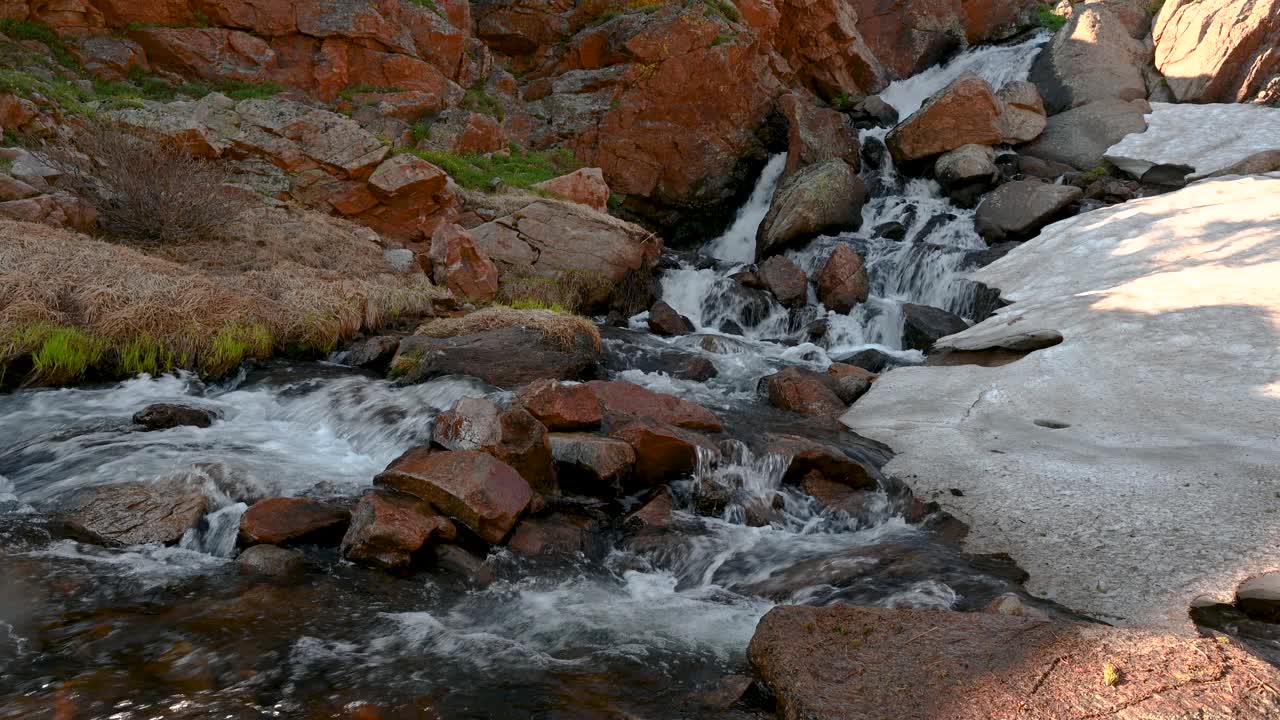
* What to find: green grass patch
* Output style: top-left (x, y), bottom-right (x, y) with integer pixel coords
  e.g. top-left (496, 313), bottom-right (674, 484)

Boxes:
top-left (506, 298), bottom-right (571, 313)
top-left (411, 119), bottom-right (431, 145)
top-left (461, 85), bottom-right (505, 120)
top-left (408, 144), bottom-right (579, 191)
top-left (703, 0), bottom-right (740, 22)
top-left (711, 33), bottom-right (734, 47)
top-left (1036, 3), bottom-right (1067, 30)
top-left (0, 19), bottom-right (77, 67)
top-left (0, 68), bottom-right (92, 114)
top-left (203, 323), bottom-right (272, 377)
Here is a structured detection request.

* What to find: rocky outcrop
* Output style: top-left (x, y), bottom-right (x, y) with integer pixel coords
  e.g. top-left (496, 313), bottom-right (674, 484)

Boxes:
top-left (1152, 0), bottom-right (1280, 104)
top-left (852, 0), bottom-right (1040, 79)
top-left (815, 245), bottom-right (869, 313)
top-left (58, 479), bottom-right (210, 547)
top-left (238, 497), bottom-right (350, 546)
top-left (340, 489), bottom-right (456, 572)
top-left (772, 0), bottom-right (888, 99)
top-left (433, 397), bottom-right (555, 494)
top-left (1029, 4), bottom-right (1150, 114)
top-left (429, 224), bottom-right (499, 303)
top-left (532, 168), bottom-right (609, 212)
top-left (756, 159), bottom-right (866, 259)
top-left (1022, 98), bottom-right (1150, 170)
top-left (886, 75), bottom-right (1003, 164)
top-left (975, 180), bottom-right (1083, 242)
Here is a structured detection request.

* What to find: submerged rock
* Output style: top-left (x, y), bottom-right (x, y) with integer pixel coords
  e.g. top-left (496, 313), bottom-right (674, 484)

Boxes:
top-left (392, 324), bottom-right (599, 388)
top-left (236, 544), bottom-right (306, 577)
top-left (340, 489), bottom-right (456, 572)
top-left (238, 497), bottom-right (350, 547)
top-left (133, 404), bottom-right (218, 430)
top-left (756, 159), bottom-right (866, 259)
top-left (59, 479), bottom-right (210, 547)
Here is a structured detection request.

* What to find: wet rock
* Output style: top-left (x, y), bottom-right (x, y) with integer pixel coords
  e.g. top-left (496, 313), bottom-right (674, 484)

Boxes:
top-left (764, 434), bottom-right (878, 490)
top-left (662, 354), bottom-right (718, 382)
top-left (985, 592), bottom-right (1051, 620)
top-left (238, 497), bottom-right (351, 547)
top-left (1022, 98), bottom-right (1150, 171)
top-left (847, 95), bottom-right (899, 129)
top-left (756, 159), bottom-right (866, 259)
top-left (341, 336), bottom-right (400, 371)
top-left (802, 471), bottom-right (876, 516)
top-left (1029, 4), bottom-right (1149, 115)
top-left (1153, 0), bottom-right (1280, 104)
top-left (516, 379), bottom-right (602, 431)
top-left (901, 303), bottom-right (969, 352)
top-left (1237, 573), bottom-right (1280, 623)
top-left (550, 433), bottom-right (636, 497)
top-left (507, 511), bottom-right (598, 558)
top-left (133, 404), bottom-right (217, 430)
top-left (375, 448), bottom-right (532, 544)
top-left (836, 348), bottom-right (895, 373)
top-left (780, 91), bottom-right (861, 177)
top-left (934, 144), bottom-right (998, 208)
top-left (59, 479), bottom-right (210, 547)
top-left (340, 489), bottom-right (456, 572)
top-left (974, 180), bottom-right (1083, 242)
top-left (624, 487), bottom-right (677, 531)
top-left (429, 223), bottom-right (499, 304)
top-left (647, 300), bottom-right (695, 336)
top-left (611, 420), bottom-right (717, 485)
top-left (1015, 155), bottom-right (1078, 180)
top-left (761, 367), bottom-right (846, 417)
top-left (432, 543), bottom-right (495, 587)
top-left (749, 605), bottom-right (1280, 720)
top-left (815, 245), bottom-right (869, 314)
top-left (433, 397), bottom-right (555, 494)
top-left (693, 478), bottom-right (734, 516)
top-left (692, 674), bottom-right (755, 711)
top-left (393, 325), bottom-right (599, 388)
top-left (886, 75), bottom-right (1003, 164)
top-left (996, 80), bottom-right (1047, 144)
top-left (236, 544), bottom-right (305, 577)
top-left (532, 168), bottom-right (609, 211)
top-left (587, 380), bottom-right (723, 432)
top-left (873, 221), bottom-right (907, 241)
top-left (826, 363), bottom-right (875, 404)
top-left (756, 255), bottom-right (809, 308)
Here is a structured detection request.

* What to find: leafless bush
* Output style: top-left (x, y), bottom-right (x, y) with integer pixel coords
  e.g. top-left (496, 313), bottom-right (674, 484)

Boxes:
top-left (52, 122), bottom-right (247, 244)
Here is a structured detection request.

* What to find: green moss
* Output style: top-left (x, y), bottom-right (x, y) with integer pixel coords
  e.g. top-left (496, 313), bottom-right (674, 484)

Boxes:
top-left (408, 144), bottom-right (580, 191)
top-left (1144, 0), bottom-right (1164, 14)
top-left (1036, 3), bottom-right (1067, 30)
top-left (461, 85), bottom-right (505, 120)
top-left (1079, 166), bottom-right (1109, 184)
top-left (0, 68), bottom-right (91, 114)
top-left (19, 326), bottom-right (106, 384)
top-left (711, 33), bottom-right (734, 47)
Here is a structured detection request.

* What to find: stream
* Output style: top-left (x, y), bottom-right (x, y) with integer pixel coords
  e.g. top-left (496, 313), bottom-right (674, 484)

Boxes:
top-left (0, 36), bottom-right (1054, 720)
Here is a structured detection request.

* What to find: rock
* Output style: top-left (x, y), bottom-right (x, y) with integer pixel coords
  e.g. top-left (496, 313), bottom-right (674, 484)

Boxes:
top-left (886, 75), bottom-right (1003, 164)
top-left (0, 175), bottom-right (40, 202)
top-left (815, 245), bottom-right (869, 314)
top-left (236, 544), bottom-right (306, 577)
top-left (237, 497), bottom-right (351, 546)
top-left (901, 303), bottom-right (969, 351)
top-left (756, 255), bottom-right (809, 308)
top-left (506, 511), bottom-right (600, 557)
top-left (933, 144), bottom-right (998, 208)
top-left (392, 324), bottom-right (599, 388)
top-left (1104, 103), bottom-right (1280, 181)
top-left (763, 433), bottom-right (877, 490)
top-left (429, 224), bottom-right (499, 304)
top-left (65, 35), bottom-right (149, 81)
top-left (873, 221), bottom-right (907, 241)
top-left (836, 348), bottom-right (896, 373)
top-left (59, 479), bottom-right (210, 547)
top-left (432, 543), bottom-right (495, 587)
top-left (780, 92), bottom-right (861, 177)
top-left (826, 362), bottom-right (875, 404)
top-left (341, 336), bottom-right (400, 371)
top-left (996, 80), bottom-right (1046, 144)
top-left (772, 0), bottom-right (889, 100)
top-left (985, 592), bottom-right (1051, 619)
top-left (1153, 0), bottom-right (1280, 104)
top-left (847, 95), bottom-right (899, 128)
top-left (340, 489), bottom-right (456, 572)
top-left (516, 379), bottom-right (602, 431)
top-left (761, 367), bottom-right (847, 417)
top-left (469, 200), bottom-right (660, 311)
top-left (368, 154), bottom-right (447, 199)
top-left (586, 380), bottom-right (723, 432)
top-left (1237, 573), bottom-right (1280, 623)
top-left (611, 420), bottom-right (716, 486)
top-left (375, 448), bottom-right (532, 544)
top-left (550, 433), bottom-right (636, 496)
top-left (756, 159), bottom-right (866, 259)
top-left (133, 403), bottom-right (217, 430)
top-left (1015, 154), bottom-right (1080, 180)
top-left (974, 180), bottom-right (1083, 242)
top-left (1209, 149), bottom-right (1280, 178)
top-left (624, 487), bottom-right (677, 531)
top-left (802, 471), bottom-right (876, 516)
top-left (647, 300), bottom-right (695, 336)
top-left (1022, 98), bottom-right (1150, 171)
top-left (748, 605), bottom-right (1280, 720)
top-left (433, 397), bottom-right (555, 495)
top-left (1140, 163), bottom-right (1194, 188)
top-left (1029, 5), bottom-right (1149, 114)
top-left (532, 168), bottom-right (610, 211)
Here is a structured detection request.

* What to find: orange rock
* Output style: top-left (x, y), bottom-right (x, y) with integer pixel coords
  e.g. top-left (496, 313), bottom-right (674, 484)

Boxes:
top-left (428, 223), bottom-right (500, 303)
top-left (533, 168), bottom-right (609, 211)
top-left (368, 154), bottom-right (447, 200)
top-left (587, 380), bottom-right (723, 432)
top-left (130, 27), bottom-right (274, 83)
top-left (451, 112), bottom-right (506, 154)
top-left (886, 74), bottom-right (1002, 164)
top-left (774, 0), bottom-right (888, 98)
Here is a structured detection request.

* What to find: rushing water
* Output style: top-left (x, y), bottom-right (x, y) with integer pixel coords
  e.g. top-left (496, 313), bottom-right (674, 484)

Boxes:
top-left (0, 37), bottom-right (1054, 720)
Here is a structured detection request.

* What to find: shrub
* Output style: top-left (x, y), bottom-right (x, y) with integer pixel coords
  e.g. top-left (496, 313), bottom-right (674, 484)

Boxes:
top-left (1036, 3), bottom-right (1067, 30)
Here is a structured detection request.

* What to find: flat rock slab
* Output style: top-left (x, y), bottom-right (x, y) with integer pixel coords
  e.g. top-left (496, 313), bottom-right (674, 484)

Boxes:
top-left (843, 174), bottom-right (1280, 628)
top-left (59, 479), bottom-right (210, 547)
top-left (749, 605), bottom-right (1280, 720)
top-left (1105, 103), bottom-right (1280, 179)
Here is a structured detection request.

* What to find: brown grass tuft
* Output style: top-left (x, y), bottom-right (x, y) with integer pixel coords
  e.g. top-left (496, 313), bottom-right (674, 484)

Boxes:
top-left (415, 306), bottom-right (601, 353)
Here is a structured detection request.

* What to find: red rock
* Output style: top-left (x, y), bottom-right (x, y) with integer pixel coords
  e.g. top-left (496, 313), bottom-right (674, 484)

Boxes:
top-left (376, 448), bottom-right (532, 544)
top-left (624, 487), bottom-right (677, 530)
top-left (517, 379), bottom-right (603, 431)
top-left (647, 300), bottom-right (694, 336)
top-left (611, 420), bottom-right (717, 486)
top-left (351, 90), bottom-right (450, 121)
top-left (130, 27), bottom-right (274, 84)
top-left (0, 174), bottom-right (40, 202)
top-left (0, 94), bottom-right (38, 133)
top-left (533, 168), bottom-right (610, 211)
top-left (587, 380), bottom-right (723, 432)
top-left (756, 255), bottom-right (809, 308)
top-left (780, 92), bottom-right (861, 177)
top-left (66, 35), bottom-right (149, 81)
top-left (238, 497), bottom-right (351, 546)
top-left (506, 512), bottom-right (597, 557)
top-left (340, 489), bottom-right (456, 572)
top-left (762, 367), bottom-right (846, 417)
top-left (815, 245), bottom-right (869, 313)
top-left (432, 397), bottom-right (555, 494)
top-left (801, 470), bottom-right (876, 516)
top-left (763, 433), bottom-right (877, 489)
top-left (1154, 0), bottom-right (1280, 104)
top-left (549, 432), bottom-right (636, 495)
top-left (773, 0), bottom-right (888, 98)
top-left (886, 75), bottom-right (1003, 164)
top-left (451, 112), bottom-right (506, 154)
top-left (428, 223), bottom-right (499, 303)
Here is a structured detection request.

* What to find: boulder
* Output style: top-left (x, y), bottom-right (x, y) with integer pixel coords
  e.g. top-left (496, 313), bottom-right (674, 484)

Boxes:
top-left (586, 380), bottom-right (723, 432)
top-left (772, 0), bottom-right (889, 99)
top-left (756, 159), bottom-right (866, 259)
top-left (611, 420), bottom-right (717, 485)
top-left (779, 92), bottom-right (861, 177)
top-left (996, 80), bottom-right (1047, 144)
top-left (749, 605), bottom-right (1280, 720)
top-left (1022, 98), bottom-right (1151, 171)
top-left (761, 367), bottom-right (847, 417)
top-left (429, 224), bottom-right (499, 304)
top-left (933, 144), bottom-right (998, 208)
top-left (756, 255), bottom-right (809, 308)
top-left (340, 489), bottom-right (456, 572)
top-left (851, 0), bottom-right (1041, 79)
top-left (975, 180), bottom-right (1083, 242)
top-left (133, 403), bottom-right (217, 430)
top-left (624, 487), bottom-right (677, 531)
top-left (1236, 572), bottom-right (1280, 623)
top-left (902, 303), bottom-right (969, 351)
top-left (236, 544), bottom-right (306, 577)
top-left (1029, 5), bottom-right (1149, 114)
top-left (340, 336), bottom-right (400, 371)
top-left (826, 362), bottom-right (875, 404)
top-left (237, 497), bottom-right (351, 546)
top-left (375, 448), bottom-right (532, 544)
top-left (506, 512), bottom-right (598, 557)
top-left (836, 348), bottom-right (896, 373)
top-left (550, 433), bottom-right (637, 496)
top-left (368, 154), bottom-right (447, 199)
top-left (433, 397), bottom-right (555, 494)
top-left (532, 168), bottom-right (610, 212)
top-left (59, 479), bottom-right (210, 547)
top-left (886, 75), bottom-right (1003, 164)
top-left (516, 379), bottom-right (603, 431)
top-left (65, 35), bottom-right (149, 81)
top-left (392, 324), bottom-right (599, 387)
top-left (847, 95), bottom-right (899, 128)
top-left (1153, 0), bottom-right (1280, 104)
top-left (647, 300), bottom-right (695, 336)
top-left (815, 245), bottom-right (870, 313)
top-left (763, 433), bottom-right (878, 489)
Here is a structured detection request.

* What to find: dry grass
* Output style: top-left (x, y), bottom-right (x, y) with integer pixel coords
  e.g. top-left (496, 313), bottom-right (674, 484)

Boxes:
top-left (415, 306), bottom-right (601, 353)
top-left (0, 209), bottom-right (446, 386)
top-left (497, 270), bottom-right (613, 314)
